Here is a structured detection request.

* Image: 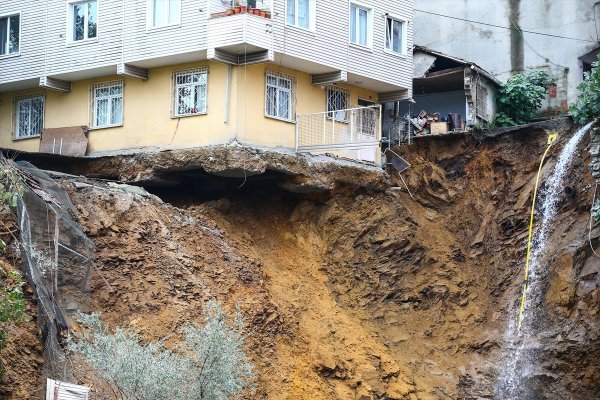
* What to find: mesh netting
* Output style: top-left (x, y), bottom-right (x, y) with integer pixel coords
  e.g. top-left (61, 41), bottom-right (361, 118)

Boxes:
top-left (15, 161), bottom-right (95, 385)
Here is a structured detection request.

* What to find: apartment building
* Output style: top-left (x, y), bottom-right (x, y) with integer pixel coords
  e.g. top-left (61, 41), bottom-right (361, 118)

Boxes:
top-left (0, 0), bottom-right (413, 163)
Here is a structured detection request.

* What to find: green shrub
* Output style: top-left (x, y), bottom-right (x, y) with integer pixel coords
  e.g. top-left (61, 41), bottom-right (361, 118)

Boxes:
top-left (495, 70), bottom-right (557, 127)
top-left (571, 54), bottom-right (600, 125)
top-left (68, 301), bottom-right (254, 400)
top-left (0, 270), bottom-right (26, 380)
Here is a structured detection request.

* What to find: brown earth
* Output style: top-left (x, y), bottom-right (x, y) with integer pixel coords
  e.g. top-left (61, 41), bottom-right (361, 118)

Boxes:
top-left (1, 120), bottom-right (599, 399)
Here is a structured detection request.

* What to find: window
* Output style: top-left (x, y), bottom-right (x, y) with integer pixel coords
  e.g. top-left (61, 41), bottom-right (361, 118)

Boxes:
top-left (91, 81), bottom-right (123, 128)
top-left (265, 71), bottom-right (295, 121)
top-left (149, 0), bottom-right (180, 28)
top-left (68, 1), bottom-right (97, 42)
top-left (287, 0), bottom-right (314, 30)
top-left (0, 14), bottom-right (19, 56)
top-left (173, 68), bottom-right (208, 117)
top-left (326, 86), bottom-right (349, 121)
top-left (14, 94), bottom-right (44, 138)
top-left (476, 83), bottom-right (489, 121)
top-left (350, 4), bottom-right (371, 47)
top-left (385, 16), bottom-right (405, 54)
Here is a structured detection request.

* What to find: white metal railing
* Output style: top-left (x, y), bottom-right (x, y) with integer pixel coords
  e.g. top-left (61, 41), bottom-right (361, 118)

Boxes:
top-left (295, 105), bottom-right (382, 152)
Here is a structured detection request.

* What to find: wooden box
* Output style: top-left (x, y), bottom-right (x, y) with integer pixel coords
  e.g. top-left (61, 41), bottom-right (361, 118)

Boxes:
top-left (430, 122), bottom-right (449, 135)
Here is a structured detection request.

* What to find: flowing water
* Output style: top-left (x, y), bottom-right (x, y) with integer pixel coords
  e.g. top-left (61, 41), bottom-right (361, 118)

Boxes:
top-left (495, 122), bottom-right (595, 399)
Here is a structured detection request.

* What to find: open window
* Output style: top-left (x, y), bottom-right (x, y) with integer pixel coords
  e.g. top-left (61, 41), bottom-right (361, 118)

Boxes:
top-left (148, 0), bottom-right (181, 29)
top-left (14, 94), bottom-right (45, 139)
top-left (0, 13), bottom-right (20, 56)
top-left (68, 1), bottom-right (98, 42)
top-left (384, 15), bottom-right (406, 55)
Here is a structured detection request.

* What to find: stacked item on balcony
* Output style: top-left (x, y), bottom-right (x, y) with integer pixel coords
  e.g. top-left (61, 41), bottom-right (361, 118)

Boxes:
top-left (408, 110), bottom-right (464, 136)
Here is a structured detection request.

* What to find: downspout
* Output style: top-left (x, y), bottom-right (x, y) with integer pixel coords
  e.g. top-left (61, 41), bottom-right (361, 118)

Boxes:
top-left (224, 64), bottom-right (231, 124)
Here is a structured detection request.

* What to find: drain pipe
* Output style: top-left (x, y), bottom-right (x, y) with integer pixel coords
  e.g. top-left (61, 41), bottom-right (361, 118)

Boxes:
top-left (224, 64), bottom-right (232, 124)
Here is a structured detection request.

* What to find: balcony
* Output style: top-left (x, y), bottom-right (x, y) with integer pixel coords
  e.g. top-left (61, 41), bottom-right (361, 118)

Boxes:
top-left (207, 1), bottom-right (273, 65)
top-left (296, 106), bottom-right (382, 163)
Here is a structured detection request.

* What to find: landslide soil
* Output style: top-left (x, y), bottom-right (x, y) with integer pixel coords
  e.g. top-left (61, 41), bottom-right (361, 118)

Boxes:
top-left (2, 121), bottom-right (599, 399)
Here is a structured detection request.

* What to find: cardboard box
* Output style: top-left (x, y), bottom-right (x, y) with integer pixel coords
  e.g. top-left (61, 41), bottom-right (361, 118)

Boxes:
top-left (430, 122), bottom-right (449, 135)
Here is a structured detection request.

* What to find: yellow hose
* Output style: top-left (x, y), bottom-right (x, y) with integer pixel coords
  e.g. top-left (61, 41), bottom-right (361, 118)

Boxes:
top-left (517, 131), bottom-right (557, 332)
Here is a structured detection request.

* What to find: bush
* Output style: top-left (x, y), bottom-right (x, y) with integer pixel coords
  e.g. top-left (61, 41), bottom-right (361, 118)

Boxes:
top-left (68, 301), bottom-right (254, 400)
top-left (0, 270), bottom-right (25, 380)
top-left (570, 54), bottom-right (600, 125)
top-left (495, 70), bottom-right (557, 127)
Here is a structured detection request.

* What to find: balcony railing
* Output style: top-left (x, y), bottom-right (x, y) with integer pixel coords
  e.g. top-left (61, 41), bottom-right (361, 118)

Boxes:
top-left (295, 105), bottom-right (382, 153)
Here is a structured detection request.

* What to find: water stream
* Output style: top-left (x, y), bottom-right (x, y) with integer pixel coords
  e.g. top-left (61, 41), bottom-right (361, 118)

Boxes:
top-left (496, 122), bottom-right (595, 399)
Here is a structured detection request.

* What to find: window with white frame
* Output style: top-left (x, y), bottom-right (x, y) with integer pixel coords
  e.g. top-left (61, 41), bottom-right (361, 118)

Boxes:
top-left (68, 1), bottom-right (97, 42)
top-left (350, 3), bottom-right (371, 47)
top-left (385, 16), bottom-right (405, 54)
top-left (14, 94), bottom-right (44, 138)
top-left (326, 86), bottom-right (349, 121)
top-left (286, 0), bottom-right (315, 30)
top-left (265, 71), bottom-right (295, 121)
top-left (91, 81), bottom-right (123, 128)
top-left (173, 68), bottom-right (208, 117)
top-left (0, 14), bottom-right (20, 56)
top-left (149, 0), bottom-right (180, 28)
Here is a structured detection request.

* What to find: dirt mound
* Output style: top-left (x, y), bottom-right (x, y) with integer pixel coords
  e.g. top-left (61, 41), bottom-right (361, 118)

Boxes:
top-left (2, 120), bottom-right (599, 399)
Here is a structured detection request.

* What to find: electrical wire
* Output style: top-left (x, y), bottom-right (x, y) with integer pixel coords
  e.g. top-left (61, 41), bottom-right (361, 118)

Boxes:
top-left (415, 9), bottom-right (597, 43)
top-left (508, 16), bottom-right (569, 70)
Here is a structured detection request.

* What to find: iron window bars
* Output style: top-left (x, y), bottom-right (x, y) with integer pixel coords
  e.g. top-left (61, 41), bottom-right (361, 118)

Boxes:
top-left (265, 70), bottom-right (296, 122)
top-left (14, 93), bottom-right (45, 138)
top-left (172, 68), bottom-right (208, 117)
top-left (90, 80), bottom-right (124, 128)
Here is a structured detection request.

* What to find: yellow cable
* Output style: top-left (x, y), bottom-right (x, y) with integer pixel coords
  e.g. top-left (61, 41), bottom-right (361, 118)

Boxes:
top-left (517, 131), bottom-right (557, 332)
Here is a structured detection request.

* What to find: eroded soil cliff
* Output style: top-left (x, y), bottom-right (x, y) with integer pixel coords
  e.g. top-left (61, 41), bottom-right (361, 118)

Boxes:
top-left (1, 121), bottom-right (599, 399)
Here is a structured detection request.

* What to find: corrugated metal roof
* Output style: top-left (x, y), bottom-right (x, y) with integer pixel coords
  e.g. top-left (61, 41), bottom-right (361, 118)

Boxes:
top-left (46, 379), bottom-right (90, 400)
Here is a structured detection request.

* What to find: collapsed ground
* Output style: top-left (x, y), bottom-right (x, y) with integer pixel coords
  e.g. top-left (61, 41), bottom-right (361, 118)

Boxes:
top-left (2, 120), bottom-right (599, 399)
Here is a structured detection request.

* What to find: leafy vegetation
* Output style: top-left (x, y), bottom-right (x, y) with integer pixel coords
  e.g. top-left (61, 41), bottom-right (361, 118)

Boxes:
top-left (68, 301), bottom-right (254, 400)
top-left (494, 70), bottom-right (557, 127)
top-left (570, 54), bottom-right (600, 125)
top-left (0, 269), bottom-right (25, 380)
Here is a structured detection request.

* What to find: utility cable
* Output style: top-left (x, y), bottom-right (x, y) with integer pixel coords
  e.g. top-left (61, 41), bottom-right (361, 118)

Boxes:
top-left (509, 16), bottom-right (568, 70)
top-left (517, 131), bottom-right (557, 332)
top-left (415, 9), bottom-right (597, 43)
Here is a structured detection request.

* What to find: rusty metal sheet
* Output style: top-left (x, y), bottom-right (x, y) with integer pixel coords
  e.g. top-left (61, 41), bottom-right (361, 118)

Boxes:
top-left (40, 126), bottom-right (89, 157)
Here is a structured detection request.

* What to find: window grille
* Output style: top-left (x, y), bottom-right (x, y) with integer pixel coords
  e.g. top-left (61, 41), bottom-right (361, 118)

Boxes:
top-left (0, 14), bottom-right (20, 55)
top-left (90, 80), bottom-right (123, 128)
top-left (14, 93), bottom-right (44, 138)
top-left (476, 83), bottom-right (489, 121)
top-left (326, 86), bottom-right (349, 122)
top-left (69, 1), bottom-right (97, 42)
top-left (172, 68), bottom-right (208, 117)
top-left (265, 70), bottom-right (296, 122)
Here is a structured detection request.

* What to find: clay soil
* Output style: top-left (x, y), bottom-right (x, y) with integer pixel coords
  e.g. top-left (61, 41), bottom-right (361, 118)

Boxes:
top-left (1, 121), bottom-right (599, 399)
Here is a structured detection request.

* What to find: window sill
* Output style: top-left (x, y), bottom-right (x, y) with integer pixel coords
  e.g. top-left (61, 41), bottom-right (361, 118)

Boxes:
top-left (383, 49), bottom-right (407, 59)
top-left (0, 52), bottom-right (21, 61)
top-left (285, 24), bottom-right (315, 34)
top-left (171, 112), bottom-right (207, 119)
top-left (265, 114), bottom-right (295, 124)
top-left (89, 123), bottom-right (123, 131)
top-left (349, 43), bottom-right (373, 53)
top-left (13, 134), bottom-right (40, 141)
top-left (146, 23), bottom-right (182, 33)
top-left (66, 38), bottom-right (99, 48)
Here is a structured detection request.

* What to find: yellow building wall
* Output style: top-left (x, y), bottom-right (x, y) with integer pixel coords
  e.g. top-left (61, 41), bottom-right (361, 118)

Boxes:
top-left (0, 61), bottom-right (378, 157)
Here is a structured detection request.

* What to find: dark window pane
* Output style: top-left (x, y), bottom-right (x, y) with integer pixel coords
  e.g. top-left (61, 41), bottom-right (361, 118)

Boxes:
top-left (74, 4), bottom-right (85, 41)
top-left (88, 1), bottom-right (97, 38)
top-left (0, 18), bottom-right (7, 55)
top-left (9, 15), bottom-right (19, 53)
